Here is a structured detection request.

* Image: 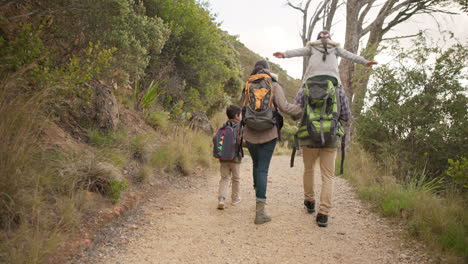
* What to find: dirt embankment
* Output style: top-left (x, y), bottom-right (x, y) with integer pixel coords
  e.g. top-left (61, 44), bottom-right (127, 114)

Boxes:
top-left (71, 155), bottom-right (434, 264)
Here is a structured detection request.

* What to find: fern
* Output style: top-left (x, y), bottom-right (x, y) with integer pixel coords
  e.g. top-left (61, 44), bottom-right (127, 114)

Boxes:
top-left (140, 80), bottom-right (165, 110)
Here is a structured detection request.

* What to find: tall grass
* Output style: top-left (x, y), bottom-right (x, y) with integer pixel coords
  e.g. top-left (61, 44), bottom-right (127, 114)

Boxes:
top-left (150, 127), bottom-right (214, 174)
top-left (0, 75), bottom-right (67, 263)
top-left (343, 143), bottom-right (467, 262)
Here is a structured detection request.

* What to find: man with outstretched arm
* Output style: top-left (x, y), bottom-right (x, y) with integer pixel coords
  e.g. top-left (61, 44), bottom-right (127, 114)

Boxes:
top-left (273, 30), bottom-right (377, 227)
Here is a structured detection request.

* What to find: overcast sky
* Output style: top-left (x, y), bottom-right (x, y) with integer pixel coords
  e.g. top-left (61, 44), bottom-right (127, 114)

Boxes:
top-left (206, 0), bottom-right (468, 80)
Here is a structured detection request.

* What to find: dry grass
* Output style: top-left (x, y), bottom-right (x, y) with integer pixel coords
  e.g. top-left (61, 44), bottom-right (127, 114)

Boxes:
top-left (343, 143), bottom-right (467, 262)
top-left (150, 126), bottom-right (214, 175)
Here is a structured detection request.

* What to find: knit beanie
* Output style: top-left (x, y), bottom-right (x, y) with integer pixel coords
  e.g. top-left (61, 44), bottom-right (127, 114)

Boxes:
top-left (317, 30), bottom-right (331, 40)
top-left (251, 60), bottom-right (270, 75)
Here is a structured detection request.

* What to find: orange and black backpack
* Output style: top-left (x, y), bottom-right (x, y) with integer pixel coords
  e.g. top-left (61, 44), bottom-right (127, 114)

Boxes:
top-left (241, 74), bottom-right (278, 131)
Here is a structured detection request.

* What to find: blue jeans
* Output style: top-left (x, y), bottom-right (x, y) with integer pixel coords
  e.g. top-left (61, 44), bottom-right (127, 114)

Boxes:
top-left (247, 139), bottom-right (277, 201)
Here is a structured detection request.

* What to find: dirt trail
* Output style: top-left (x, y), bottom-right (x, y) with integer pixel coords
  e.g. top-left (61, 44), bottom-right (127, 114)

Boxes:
top-left (72, 155), bottom-right (431, 264)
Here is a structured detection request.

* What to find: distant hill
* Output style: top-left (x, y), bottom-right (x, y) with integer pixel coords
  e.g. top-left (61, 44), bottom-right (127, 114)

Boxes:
top-left (231, 39), bottom-right (301, 102)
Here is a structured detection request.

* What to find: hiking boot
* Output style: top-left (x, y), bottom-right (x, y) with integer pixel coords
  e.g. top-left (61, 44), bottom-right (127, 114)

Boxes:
top-left (254, 200), bottom-right (271, 225)
top-left (231, 198), bottom-right (241, 205)
top-left (316, 213), bottom-right (328, 227)
top-left (304, 200), bottom-right (315, 214)
top-left (217, 198), bottom-right (225, 210)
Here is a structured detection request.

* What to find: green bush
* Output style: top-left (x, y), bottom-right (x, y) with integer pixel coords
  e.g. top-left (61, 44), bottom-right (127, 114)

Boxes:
top-left (357, 38), bottom-right (467, 180)
top-left (446, 157), bottom-right (468, 189)
top-left (107, 179), bottom-right (129, 203)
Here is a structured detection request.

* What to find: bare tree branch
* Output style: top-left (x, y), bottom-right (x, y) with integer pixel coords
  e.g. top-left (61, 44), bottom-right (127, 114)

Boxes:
top-left (286, 1), bottom-right (307, 12)
top-left (324, 0), bottom-right (340, 30)
top-left (360, 0), bottom-right (397, 37)
top-left (357, 1), bottom-right (374, 31)
top-left (307, 0), bottom-right (329, 41)
top-left (381, 32), bottom-right (422, 41)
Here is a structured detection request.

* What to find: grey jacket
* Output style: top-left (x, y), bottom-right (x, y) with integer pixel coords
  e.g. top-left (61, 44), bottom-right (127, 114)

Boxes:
top-left (283, 41), bottom-right (369, 86)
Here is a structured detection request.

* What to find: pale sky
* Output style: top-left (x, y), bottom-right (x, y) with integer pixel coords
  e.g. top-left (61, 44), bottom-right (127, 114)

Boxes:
top-left (207, 0), bottom-right (468, 80)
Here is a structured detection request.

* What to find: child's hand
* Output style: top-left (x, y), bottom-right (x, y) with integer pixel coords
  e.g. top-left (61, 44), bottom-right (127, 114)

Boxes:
top-left (367, 60), bottom-right (378, 67)
top-left (273, 52), bottom-right (285, 59)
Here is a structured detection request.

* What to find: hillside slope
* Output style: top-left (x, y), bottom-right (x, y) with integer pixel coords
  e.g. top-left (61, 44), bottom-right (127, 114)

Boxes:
top-left (232, 39), bottom-right (301, 101)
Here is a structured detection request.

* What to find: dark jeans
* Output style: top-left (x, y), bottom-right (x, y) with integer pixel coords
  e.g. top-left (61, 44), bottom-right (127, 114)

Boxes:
top-left (247, 139), bottom-right (277, 201)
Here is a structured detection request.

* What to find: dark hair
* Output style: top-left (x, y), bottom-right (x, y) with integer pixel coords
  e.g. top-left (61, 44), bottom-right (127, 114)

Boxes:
top-left (250, 60), bottom-right (270, 75)
top-left (226, 104), bottom-right (241, 119)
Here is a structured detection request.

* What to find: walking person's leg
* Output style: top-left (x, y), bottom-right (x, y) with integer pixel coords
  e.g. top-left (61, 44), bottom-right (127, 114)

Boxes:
top-left (247, 142), bottom-right (259, 192)
top-left (316, 148), bottom-right (337, 227)
top-left (302, 147), bottom-right (319, 213)
top-left (253, 139), bottom-right (277, 224)
top-left (231, 163), bottom-right (241, 204)
top-left (217, 163), bottom-right (231, 210)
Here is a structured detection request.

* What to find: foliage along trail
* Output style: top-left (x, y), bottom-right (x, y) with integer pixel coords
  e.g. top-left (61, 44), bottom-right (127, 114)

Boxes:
top-left (72, 156), bottom-right (432, 264)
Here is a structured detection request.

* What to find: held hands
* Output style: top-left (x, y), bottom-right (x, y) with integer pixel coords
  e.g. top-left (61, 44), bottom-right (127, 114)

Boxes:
top-left (367, 60), bottom-right (378, 67)
top-left (273, 52), bottom-right (285, 59)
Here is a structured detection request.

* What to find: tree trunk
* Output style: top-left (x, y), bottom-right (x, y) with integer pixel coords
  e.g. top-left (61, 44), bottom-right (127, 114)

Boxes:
top-left (338, 0), bottom-right (362, 103)
top-left (352, 25), bottom-right (384, 117)
top-left (93, 80), bottom-right (120, 131)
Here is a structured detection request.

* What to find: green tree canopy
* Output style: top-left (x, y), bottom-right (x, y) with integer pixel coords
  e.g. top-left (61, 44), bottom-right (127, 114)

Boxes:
top-left (357, 36), bottom-right (468, 179)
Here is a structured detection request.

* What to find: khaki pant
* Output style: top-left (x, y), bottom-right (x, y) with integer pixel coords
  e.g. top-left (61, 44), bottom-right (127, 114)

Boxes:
top-left (218, 162), bottom-right (241, 201)
top-left (302, 147), bottom-right (337, 215)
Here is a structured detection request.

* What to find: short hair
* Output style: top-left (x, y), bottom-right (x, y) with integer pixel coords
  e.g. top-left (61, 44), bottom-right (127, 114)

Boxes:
top-left (226, 104), bottom-right (241, 119)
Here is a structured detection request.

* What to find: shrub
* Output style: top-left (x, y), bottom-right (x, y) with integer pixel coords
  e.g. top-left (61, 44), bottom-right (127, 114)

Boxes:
top-left (135, 165), bottom-right (153, 183)
top-left (107, 179), bottom-right (129, 204)
top-left (87, 129), bottom-right (128, 148)
top-left (344, 143), bottom-right (467, 260)
top-left (446, 157), bottom-right (468, 189)
top-left (145, 111), bottom-right (170, 132)
top-left (149, 127), bottom-right (213, 174)
top-left (98, 148), bottom-right (129, 169)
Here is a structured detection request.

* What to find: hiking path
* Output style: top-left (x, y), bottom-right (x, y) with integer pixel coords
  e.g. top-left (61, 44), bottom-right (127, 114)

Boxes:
top-left (71, 155), bottom-right (432, 264)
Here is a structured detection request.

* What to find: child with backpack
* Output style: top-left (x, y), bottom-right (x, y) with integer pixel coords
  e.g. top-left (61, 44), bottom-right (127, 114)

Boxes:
top-left (242, 60), bottom-right (302, 225)
top-left (273, 30), bottom-right (377, 227)
top-left (213, 105), bottom-right (243, 210)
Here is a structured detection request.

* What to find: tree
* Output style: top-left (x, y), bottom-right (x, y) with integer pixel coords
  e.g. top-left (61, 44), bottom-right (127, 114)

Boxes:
top-left (286, 0), bottom-right (456, 115)
top-left (357, 37), bottom-right (467, 179)
top-left (339, 0), bottom-right (455, 117)
top-left (142, 0), bottom-right (243, 116)
top-left (286, 0), bottom-right (339, 77)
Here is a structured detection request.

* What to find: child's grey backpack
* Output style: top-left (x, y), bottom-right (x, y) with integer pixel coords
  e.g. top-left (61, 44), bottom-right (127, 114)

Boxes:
top-left (213, 122), bottom-right (239, 161)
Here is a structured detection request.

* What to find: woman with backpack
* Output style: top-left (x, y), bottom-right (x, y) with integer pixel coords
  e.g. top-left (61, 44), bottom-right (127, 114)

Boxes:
top-left (242, 60), bottom-right (302, 225)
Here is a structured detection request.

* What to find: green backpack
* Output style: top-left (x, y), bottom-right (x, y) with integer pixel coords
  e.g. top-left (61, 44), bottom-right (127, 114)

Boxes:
top-left (290, 77), bottom-right (345, 167)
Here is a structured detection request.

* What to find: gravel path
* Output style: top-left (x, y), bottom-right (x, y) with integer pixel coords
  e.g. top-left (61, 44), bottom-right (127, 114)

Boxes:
top-left (72, 155), bottom-right (433, 264)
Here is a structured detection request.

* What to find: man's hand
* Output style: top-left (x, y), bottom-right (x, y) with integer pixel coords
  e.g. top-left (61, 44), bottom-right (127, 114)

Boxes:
top-left (367, 60), bottom-right (378, 67)
top-left (273, 52), bottom-right (284, 59)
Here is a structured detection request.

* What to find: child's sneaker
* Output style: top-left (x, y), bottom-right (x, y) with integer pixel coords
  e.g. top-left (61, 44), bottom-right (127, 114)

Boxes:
top-left (231, 198), bottom-right (241, 205)
top-left (217, 198), bottom-right (225, 210)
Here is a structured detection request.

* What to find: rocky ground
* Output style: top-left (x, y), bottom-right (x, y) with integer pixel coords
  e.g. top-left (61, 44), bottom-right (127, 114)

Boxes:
top-left (69, 155), bottom-right (438, 264)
